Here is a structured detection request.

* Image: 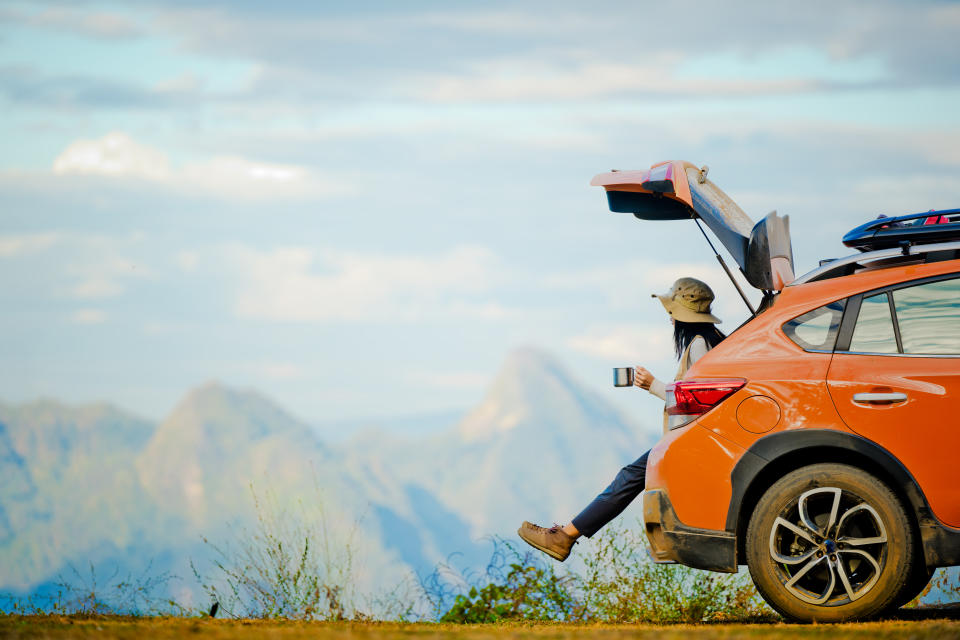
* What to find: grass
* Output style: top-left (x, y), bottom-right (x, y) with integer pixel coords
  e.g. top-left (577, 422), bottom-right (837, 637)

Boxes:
top-left (424, 527), bottom-right (772, 624)
top-left (1, 614), bottom-right (959, 639)
top-left (4, 485), bottom-right (957, 625)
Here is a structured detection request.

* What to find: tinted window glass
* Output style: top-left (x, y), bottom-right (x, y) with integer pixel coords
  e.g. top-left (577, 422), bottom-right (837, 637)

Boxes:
top-left (893, 277), bottom-right (960, 354)
top-left (783, 299), bottom-right (845, 351)
top-left (850, 293), bottom-right (898, 354)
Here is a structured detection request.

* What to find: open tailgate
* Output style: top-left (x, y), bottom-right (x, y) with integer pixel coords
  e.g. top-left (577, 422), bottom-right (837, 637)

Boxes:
top-left (591, 160), bottom-right (795, 292)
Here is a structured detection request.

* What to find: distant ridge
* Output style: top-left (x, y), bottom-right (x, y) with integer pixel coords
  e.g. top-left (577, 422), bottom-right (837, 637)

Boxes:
top-left (136, 381), bottom-right (322, 524)
top-left (0, 348), bottom-right (653, 602)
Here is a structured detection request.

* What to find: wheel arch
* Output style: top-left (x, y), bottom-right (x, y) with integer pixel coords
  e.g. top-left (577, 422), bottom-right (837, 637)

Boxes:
top-left (726, 429), bottom-right (945, 567)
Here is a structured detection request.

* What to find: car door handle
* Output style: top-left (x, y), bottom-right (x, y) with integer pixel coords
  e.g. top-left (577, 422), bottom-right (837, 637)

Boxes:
top-left (852, 392), bottom-right (908, 405)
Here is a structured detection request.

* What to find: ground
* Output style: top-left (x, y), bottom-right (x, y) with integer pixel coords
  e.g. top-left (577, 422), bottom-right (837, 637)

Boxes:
top-left (1, 607), bottom-right (958, 640)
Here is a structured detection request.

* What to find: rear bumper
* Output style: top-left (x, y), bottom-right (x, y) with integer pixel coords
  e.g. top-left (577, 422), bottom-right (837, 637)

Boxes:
top-left (643, 489), bottom-right (738, 573)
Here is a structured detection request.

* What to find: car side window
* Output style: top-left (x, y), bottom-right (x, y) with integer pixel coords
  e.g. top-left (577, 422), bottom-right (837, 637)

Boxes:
top-left (782, 299), bottom-right (845, 351)
top-left (849, 293), bottom-right (899, 354)
top-left (892, 277), bottom-right (960, 354)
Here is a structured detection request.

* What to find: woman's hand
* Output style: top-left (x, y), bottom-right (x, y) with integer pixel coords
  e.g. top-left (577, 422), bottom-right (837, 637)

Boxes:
top-left (633, 366), bottom-right (654, 390)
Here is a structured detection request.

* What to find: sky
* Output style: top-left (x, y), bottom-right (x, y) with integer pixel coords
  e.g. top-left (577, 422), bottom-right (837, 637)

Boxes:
top-left (2, 0), bottom-right (959, 428)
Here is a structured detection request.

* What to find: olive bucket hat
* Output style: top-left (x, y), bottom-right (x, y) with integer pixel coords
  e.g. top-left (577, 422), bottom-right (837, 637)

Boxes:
top-left (653, 277), bottom-right (721, 324)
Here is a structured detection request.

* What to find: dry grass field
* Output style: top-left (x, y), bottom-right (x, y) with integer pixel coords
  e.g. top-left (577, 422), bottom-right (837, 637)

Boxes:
top-left (2, 608), bottom-right (958, 640)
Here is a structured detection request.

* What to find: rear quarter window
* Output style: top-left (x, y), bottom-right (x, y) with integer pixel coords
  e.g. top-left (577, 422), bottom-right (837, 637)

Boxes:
top-left (782, 299), bottom-right (845, 351)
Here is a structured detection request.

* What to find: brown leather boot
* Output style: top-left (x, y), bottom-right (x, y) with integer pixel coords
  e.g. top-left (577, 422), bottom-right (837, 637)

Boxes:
top-left (517, 521), bottom-right (577, 561)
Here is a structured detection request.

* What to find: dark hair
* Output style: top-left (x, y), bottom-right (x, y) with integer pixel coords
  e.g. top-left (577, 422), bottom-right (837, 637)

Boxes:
top-left (673, 321), bottom-right (726, 359)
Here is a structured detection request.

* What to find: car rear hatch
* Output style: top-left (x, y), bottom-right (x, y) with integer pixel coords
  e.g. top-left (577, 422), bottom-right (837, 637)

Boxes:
top-left (591, 160), bottom-right (795, 292)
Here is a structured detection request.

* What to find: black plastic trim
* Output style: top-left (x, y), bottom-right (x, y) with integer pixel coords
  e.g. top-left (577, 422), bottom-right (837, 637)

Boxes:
top-left (835, 294), bottom-right (862, 352)
top-left (726, 429), bottom-right (960, 568)
top-left (643, 489), bottom-right (737, 573)
top-left (605, 190), bottom-right (693, 220)
top-left (886, 292), bottom-right (904, 352)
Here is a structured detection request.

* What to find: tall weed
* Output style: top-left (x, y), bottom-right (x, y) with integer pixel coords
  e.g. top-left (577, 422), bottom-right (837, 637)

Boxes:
top-left (1, 561), bottom-right (179, 616)
top-left (573, 524), bottom-right (768, 622)
top-left (432, 522), bottom-right (772, 623)
top-left (429, 541), bottom-right (577, 622)
top-left (192, 484), bottom-right (360, 620)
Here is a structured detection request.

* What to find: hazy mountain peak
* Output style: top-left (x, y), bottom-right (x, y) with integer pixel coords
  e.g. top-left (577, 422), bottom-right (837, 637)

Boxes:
top-left (457, 346), bottom-right (616, 442)
top-left (137, 381), bottom-right (321, 523)
top-left (163, 381), bottom-right (309, 441)
top-left (492, 345), bottom-right (577, 386)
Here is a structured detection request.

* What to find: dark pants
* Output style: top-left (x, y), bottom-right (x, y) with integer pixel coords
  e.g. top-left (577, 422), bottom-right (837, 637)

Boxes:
top-left (570, 450), bottom-right (649, 538)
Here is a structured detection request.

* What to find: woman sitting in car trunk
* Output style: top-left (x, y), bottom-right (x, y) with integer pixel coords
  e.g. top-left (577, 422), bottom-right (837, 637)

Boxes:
top-left (518, 277), bottom-right (726, 561)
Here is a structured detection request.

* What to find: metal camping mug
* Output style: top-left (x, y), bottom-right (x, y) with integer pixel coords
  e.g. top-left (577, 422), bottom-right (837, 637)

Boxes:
top-left (613, 367), bottom-right (634, 387)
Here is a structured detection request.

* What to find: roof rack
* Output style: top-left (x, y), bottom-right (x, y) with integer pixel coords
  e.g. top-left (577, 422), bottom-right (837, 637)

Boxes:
top-left (791, 240), bottom-right (960, 286)
top-left (843, 209), bottom-right (960, 251)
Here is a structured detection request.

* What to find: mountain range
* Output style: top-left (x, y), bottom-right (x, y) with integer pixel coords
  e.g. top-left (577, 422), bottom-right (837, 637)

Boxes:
top-left (0, 347), bottom-right (655, 608)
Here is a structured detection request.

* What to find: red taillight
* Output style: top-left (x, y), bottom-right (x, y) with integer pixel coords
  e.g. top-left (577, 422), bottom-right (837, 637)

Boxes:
top-left (664, 378), bottom-right (747, 429)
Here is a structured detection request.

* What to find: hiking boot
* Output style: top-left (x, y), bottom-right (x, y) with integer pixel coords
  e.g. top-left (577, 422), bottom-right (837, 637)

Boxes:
top-left (517, 521), bottom-right (577, 561)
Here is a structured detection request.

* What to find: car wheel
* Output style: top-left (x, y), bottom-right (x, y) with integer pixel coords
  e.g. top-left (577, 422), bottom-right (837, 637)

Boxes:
top-left (745, 463), bottom-right (917, 622)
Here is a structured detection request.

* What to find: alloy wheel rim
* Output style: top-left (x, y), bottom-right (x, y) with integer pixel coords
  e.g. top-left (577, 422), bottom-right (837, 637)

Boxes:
top-left (768, 486), bottom-right (888, 606)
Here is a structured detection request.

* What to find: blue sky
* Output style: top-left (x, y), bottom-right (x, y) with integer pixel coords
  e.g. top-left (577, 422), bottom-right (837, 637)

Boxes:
top-left (2, 1), bottom-right (959, 429)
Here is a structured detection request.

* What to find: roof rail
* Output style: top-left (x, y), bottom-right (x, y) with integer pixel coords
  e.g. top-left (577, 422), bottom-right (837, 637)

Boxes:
top-left (791, 240), bottom-right (960, 286)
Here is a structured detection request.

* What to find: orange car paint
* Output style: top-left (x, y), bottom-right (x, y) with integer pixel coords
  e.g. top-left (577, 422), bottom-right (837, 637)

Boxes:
top-left (827, 353), bottom-right (960, 527)
top-left (590, 160), bottom-right (695, 208)
top-left (646, 422), bottom-right (746, 529)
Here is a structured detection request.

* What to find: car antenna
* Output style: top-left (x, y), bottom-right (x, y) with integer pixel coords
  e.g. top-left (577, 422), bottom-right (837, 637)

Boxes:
top-left (693, 218), bottom-right (757, 316)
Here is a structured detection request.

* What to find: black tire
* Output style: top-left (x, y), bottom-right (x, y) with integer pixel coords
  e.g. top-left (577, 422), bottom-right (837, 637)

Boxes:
top-left (745, 463), bottom-right (918, 623)
top-left (893, 557), bottom-right (933, 609)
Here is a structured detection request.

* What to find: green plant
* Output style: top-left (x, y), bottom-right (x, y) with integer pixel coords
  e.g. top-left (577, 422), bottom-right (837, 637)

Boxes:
top-left (434, 521), bottom-right (772, 624)
top-left (1, 561), bottom-right (179, 616)
top-left (438, 547), bottom-right (576, 622)
top-left (192, 483), bottom-right (361, 620)
top-left (574, 524), bottom-right (768, 622)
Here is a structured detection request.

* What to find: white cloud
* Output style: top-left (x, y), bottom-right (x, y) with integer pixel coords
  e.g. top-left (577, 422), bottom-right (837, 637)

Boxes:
top-left (143, 321), bottom-right (184, 336)
top-left (153, 72), bottom-right (203, 94)
top-left (545, 259), bottom-right (733, 305)
top-left (851, 175), bottom-right (960, 214)
top-left (53, 132), bottom-right (170, 180)
top-left (69, 308), bottom-right (107, 325)
top-left (408, 55), bottom-right (819, 103)
top-left (51, 132), bottom-right (349, 200)
top-left (545, 258), bottom-right (758, 329)
top-left (566, 324), bottom-right (674, 362)
top-left (65, 255), bottom-right (149, 300)
top-left (4, 7), bottom-right (142, 39)
top-left (230, 245), bottom-right (505, 323)
top-left (256, 362), bottom-right (304, 380)
top-left (416, 9), bottom-right (588, 35)
top-left (0, 233), bottom-right (60, 257)
top-left (181, 155), bottom-right (347, 199)
top-left (405, 369), bottom-right (489, 390)
top-left (0, 231), bottom-right (151, 301)
top-left (176, 250), bottom-right (200, 273)
top-left (69, 278), bottom-right (125, 299)
top-left (78, 12), bottom-right (141, 38)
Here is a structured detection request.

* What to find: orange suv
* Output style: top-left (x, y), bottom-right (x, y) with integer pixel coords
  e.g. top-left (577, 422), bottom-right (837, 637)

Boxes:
top-left (592, 161), bottom-right (960, 622)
